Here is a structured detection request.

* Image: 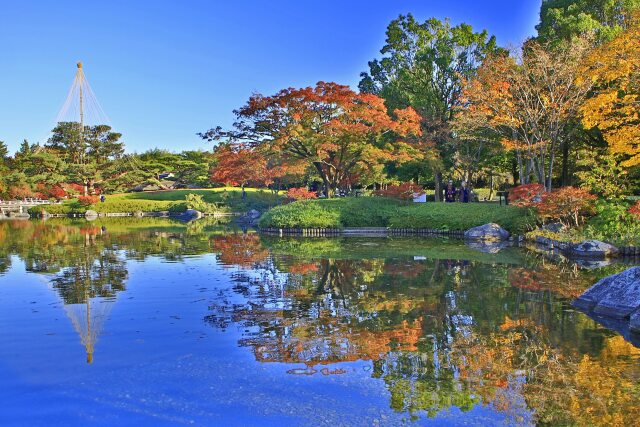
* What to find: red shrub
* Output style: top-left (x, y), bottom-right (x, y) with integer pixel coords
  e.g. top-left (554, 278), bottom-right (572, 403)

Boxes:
top-left (374, 183), bottom-right (424, 201)
top-left (287, 187), bottom-right (317, 200)
top-left (509, 184), bottom-right (544, 207)
top-left (536, 187), bottom-right (596, 227)
top-left (35, 183), bottom-right (67, 200)
top-left (77, 195), bottom-right (99, 206)
top-left (9, 185), bottom-right (34, 199)
top-left (65, 183), bottom-right (85, 195)
top-left (628, 201), bottom-right (640, 221)
top-left (48, 185), bottom-right (67, 200)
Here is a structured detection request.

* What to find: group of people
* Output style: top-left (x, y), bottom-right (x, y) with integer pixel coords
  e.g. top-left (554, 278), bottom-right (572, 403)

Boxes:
top-left (444, 180), bottom-right (472, 203)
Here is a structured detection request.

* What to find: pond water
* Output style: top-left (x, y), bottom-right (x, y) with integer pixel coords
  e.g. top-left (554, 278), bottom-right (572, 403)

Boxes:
top-left (0, 218), bottom-right (638, 426)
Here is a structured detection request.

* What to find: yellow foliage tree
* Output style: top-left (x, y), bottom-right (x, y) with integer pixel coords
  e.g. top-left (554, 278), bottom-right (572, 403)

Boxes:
top-left (581, 14), bottom-right (640, 167)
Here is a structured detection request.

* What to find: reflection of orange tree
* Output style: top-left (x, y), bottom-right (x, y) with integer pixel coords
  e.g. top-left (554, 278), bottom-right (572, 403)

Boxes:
top-left (242, 311), bottom-right (423, 365)
top-left (450, 316), bottom-right (640, 426)
top-left (524, 335), bottom-right (640, 426)
top-left (211, 233), bottom-right (269, 267)
top-left (204, 251), bottom-right (640, 423)
top-left (508, 264), bottom-right (589, 299)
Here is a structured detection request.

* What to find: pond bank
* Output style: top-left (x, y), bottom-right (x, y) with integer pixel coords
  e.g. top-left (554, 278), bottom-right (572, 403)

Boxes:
top-left (531, 235), bottom-right (640, 260)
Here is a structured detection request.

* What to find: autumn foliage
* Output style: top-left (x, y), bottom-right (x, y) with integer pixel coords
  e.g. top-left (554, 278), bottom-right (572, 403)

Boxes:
top-left (509, 184), bottom-right (545, 207)
top-left (201, 81), bottom-right (421, 197)
top-left (77, 195), bottom-right (99, 206)
top-left (581, 13), bottom-right (640, 167)
top-left (536, 187), bottom-right (597, 226)
top-left (8, 185), bottom-right (34, 199)
top-left (510, 184), bottom-right (596, 226)
top-left (374, 183), bottom-right (424, 201)
top-left (211, 145), bottom-right (267, 187)
top-left (628, 201), bottom-right (640, 221)
top-left (286, 187), bottom-right (317, 200)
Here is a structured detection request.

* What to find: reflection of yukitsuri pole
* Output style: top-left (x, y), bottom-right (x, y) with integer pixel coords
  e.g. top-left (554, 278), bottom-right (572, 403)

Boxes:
top-left (85, 287), bottom-right (92, 364)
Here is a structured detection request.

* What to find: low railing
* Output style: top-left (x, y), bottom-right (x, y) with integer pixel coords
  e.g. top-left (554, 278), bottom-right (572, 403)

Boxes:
top-left (0, 199), bottom-right (61, 206)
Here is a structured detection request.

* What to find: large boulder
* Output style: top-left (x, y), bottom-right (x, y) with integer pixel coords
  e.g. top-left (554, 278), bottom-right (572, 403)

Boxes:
top-left (569, 240), bottom-right (619, 259)
top-left (573, 267), bottom-right (640, 318)
top-left (464, 223), bottom-right (509, 241)
top-left (542, 222), bottom-right (566, 233)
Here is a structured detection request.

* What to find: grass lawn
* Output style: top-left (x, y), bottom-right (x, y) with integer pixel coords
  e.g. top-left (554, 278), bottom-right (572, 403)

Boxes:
top-left (32, 187), bottom-right (284, 215)
top-left (259, 197), bottom-right (535, 233)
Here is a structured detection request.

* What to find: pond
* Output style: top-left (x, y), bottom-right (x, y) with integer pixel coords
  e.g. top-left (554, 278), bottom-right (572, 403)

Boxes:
top-left (0, 218), bottom-right (638, 426)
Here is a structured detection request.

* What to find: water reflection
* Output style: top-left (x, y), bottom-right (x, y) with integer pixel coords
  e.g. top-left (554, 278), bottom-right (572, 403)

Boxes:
top-left (205, 241), bottom-right (640, 424)
top-left (0, 219), bottom-right (638, 425)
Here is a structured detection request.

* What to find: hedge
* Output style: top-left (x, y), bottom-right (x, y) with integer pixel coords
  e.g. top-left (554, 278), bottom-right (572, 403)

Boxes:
top-left (259, 197), bottom-right (535, 234)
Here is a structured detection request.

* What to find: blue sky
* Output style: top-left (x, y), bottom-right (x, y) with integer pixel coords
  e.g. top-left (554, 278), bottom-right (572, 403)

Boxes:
top-left (0, 0), bottom-right (541, 153)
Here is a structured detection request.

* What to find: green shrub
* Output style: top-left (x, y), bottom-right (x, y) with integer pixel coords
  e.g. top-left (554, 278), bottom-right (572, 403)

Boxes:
top-left (583, 199), bottom-right (640, 245)
top-left (259, 200), bottom-right (342, 228)
top-left (388, 203), bottom-right (535, 233)
top-left (185, 193), bottom-right (221, 214)
top-left (259, 197), bottom-right (535, 233)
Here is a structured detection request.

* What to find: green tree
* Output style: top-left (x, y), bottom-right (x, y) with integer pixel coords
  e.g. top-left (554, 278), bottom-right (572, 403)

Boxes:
top-left (46, 122), bottom-right (123, 165)
top-left (359, 15), bottom-right (500, 199)
top-left (0, 141), bottom-right (8, 160)
top-left (46, 122), bottom-right (124, 194)
top-left (536, 0), bottom-right (640, 44)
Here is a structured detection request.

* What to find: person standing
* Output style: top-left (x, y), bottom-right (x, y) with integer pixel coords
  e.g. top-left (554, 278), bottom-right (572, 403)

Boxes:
top-left (445, 180), bottom-right (456, 203)
top-left (459, 181), bottom-right (471, 203)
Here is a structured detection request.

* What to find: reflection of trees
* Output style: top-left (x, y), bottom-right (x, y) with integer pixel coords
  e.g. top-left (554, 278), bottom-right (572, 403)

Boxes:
top-left (52, 248), bottom-right (127, 304)
top-left (211, 233), bottom-right (269, 267)
top-left (0, 218), bottom-right (233, 364)
top-left (205, 252), bottom-right (640, 423)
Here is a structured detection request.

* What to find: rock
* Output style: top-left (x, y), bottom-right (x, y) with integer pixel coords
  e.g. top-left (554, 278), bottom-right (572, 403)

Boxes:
top-left (464, 223), bottom-right (510, 241)
top-left (236, 209), bottom-right (261, 226)
top-left (247, 209), bottom-right (261, 219)
top-left (542, 222), bottom-right (566, 233)
top-left (84, 210), bottom-right (98, 219)
top-left (569, 240), bottom-right (619, 259)
top-left (184, 209), bottom-right (203, 220)
top-left (573, 266), bottom-right (640, 318)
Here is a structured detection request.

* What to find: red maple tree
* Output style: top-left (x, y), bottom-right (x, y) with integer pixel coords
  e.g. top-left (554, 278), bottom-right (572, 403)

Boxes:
top-left (201, 81), bottom-right (422, 197)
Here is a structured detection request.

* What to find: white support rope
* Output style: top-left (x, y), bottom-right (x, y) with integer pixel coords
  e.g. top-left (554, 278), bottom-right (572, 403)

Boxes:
top-left (55, 63), bottom-right (112, 127)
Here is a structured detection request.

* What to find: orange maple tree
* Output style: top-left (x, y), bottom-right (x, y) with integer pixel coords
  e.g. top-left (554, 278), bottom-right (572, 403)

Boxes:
top-left (286, 187), bottom-right (317, 200)
top-left (537, 187), bottom-right (596, 226)
top-left (456, 38), bottom-right (592, 190)
top-left (200, 82), bottom-right (422, 197)
top-left (374, 182), bottom-right (424, 201)
top-left (210, 144), bottom-right (267, 190)
top-left (581, 13), bottom-right (640, 167)
top-left (509, 184), bottom-right (545, 207)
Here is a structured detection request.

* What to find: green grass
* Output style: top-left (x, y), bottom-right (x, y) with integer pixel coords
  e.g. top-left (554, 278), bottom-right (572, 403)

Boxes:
top-left (30, 187), bottom-right (284, 215)
top-left (259, 197), bottom-right (535, 233)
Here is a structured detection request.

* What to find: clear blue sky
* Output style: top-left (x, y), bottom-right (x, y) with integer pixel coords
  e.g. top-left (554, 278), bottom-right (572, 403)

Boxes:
top-left (0, 0), bottom-right (541, 153)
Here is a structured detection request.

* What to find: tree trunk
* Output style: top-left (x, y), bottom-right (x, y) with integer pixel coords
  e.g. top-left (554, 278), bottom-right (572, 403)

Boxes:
top-left (561, 138), bottom-right (570, 187)
top-left (313, 162), bottom-right (334, 198)
top-left (434, 170), bottom-right (443, 202)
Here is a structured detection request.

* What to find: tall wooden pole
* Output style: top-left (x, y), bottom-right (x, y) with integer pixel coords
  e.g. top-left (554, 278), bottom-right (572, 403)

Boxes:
top-left (77, 62), bottom-right (84, 162)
